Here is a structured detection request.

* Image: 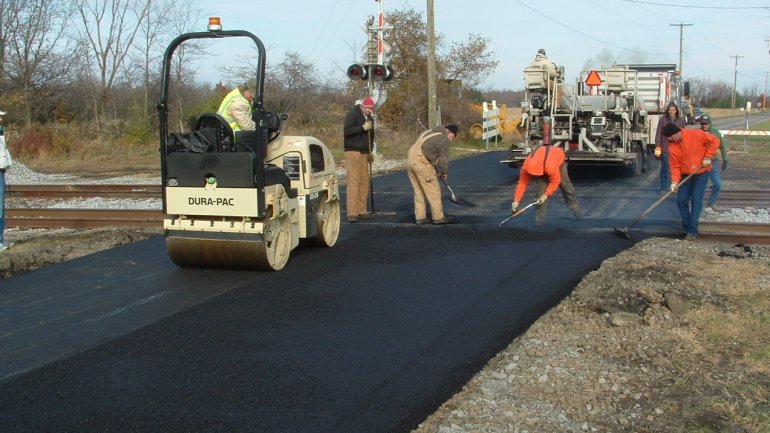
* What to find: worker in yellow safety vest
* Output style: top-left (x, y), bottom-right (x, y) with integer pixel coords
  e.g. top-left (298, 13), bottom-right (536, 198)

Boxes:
top-left (217, 85), bottom-right (255, 132)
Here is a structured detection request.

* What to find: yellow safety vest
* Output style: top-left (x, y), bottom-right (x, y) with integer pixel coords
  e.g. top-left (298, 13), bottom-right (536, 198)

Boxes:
top-left (216, 88), bottom-right (251, 132)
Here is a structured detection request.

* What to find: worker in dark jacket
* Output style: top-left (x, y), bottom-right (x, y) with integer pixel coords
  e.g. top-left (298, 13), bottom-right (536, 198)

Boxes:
top-left (343, 97), bottom-right (375, 223)
top-left (406, 124), bottom-right (457, 225)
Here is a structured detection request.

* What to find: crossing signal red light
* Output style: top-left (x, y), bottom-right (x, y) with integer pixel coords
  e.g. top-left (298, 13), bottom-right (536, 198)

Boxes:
top-left (370, 64), bottom-right (393, 82)
top-left (347, 64), bottom-right (367, 81)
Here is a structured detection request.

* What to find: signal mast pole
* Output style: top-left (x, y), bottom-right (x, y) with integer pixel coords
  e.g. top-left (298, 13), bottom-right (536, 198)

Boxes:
top-left (427, 0), bottom-right (437, 128)
top-left (669, 22), bottom-right (692, 78)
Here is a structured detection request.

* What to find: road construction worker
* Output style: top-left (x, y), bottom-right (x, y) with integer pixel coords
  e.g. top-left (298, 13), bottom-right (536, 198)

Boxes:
top-left (661, 123), bottom-right (720, 241)
top-left (511, 143), bottom-right (580, 225)
top-left (527, 48), bottom-right (561, 108)
top-left (698, 113), bottom-right (728, 211)
top-left (343, 97), bottom-right (375, 223)
top-left (217, 85), bottom-right (254, 132)
top-left (406, 124), bottom-right (458, 225)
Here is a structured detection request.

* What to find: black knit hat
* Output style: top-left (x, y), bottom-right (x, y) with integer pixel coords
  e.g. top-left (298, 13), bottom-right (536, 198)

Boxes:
top-left (445, 124), bottom-right (459, 135)
top-left (662, 123), bottom-right (681, 137)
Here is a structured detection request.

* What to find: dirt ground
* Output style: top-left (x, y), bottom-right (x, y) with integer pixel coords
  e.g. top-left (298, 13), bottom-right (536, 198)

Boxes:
top-left (3, 136), bottom-right (770, 432)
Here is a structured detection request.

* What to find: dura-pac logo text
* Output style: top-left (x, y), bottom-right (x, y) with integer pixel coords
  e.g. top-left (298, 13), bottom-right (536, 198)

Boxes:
top-left (188, 197), bottom-right (234, 206)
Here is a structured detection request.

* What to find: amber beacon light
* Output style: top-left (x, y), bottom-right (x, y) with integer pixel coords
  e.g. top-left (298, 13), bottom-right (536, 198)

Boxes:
top-left (208, 17), bottom-right (222, 31)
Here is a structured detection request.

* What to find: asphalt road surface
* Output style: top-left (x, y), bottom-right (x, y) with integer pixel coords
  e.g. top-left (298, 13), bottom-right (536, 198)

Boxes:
top-left (0, 151), bottom-right (679, 433)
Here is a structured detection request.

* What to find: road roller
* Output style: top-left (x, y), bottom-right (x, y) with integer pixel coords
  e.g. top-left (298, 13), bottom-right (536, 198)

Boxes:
top-left (157, 19), bottom-right (340, 271)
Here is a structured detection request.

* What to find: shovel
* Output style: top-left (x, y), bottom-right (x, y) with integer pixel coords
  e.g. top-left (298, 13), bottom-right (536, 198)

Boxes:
top-left (440, 178), bottom-right (476, 207)
top-left (499, 201), bottom-right (538, 226)
top-left (613, 171), bottom-right (697, 240)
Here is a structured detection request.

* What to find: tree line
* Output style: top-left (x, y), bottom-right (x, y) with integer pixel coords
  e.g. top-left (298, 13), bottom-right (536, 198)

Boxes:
top-left (0, 1), bottom-right (761, 159)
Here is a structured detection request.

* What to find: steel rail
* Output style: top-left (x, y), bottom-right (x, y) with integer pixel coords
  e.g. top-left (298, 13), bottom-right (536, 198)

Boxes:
top-left (7, 208), bottom-right (163, 228)
top-left (699, 222), bottom-right (770, 245)
top-left (6, 184), bottom-right (161, 199)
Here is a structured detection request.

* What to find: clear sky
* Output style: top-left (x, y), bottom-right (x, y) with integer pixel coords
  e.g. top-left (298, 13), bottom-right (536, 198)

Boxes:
top-left (198, 0), bottom-right (770, 94)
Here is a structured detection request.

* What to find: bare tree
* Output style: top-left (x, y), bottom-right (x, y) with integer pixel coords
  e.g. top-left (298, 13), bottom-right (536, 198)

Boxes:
top-left (163, 5), bottom-right (208, 132)
top-left (374, 7), bottom-right (498, 132)
top-left (132, 0), bottom-right (200, 120)
top-left (4, 0), bottom-right (74, 125)
top-left (0, 0), bottom-right (18, 82)
top-left (74, 0), bottom-right (151, 132)
top-left (443, 33), bottom-right (499, 89)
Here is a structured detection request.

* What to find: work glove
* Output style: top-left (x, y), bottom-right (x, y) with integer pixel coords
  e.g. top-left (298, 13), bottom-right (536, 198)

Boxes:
top-left (669, 182), bottom-right (678, 193)
top-left (535, 194), bottom-right (548, 205)
top-left (439, 173), bottom-right (448, 183)
top-left (362, 120), bottom-right (373, 131)
top-left (702, 157), bottom-right (711, 167)
top-left (721, 160), bottom-right (728, 171)
top-left (511, 202), bottom-right (519, 214)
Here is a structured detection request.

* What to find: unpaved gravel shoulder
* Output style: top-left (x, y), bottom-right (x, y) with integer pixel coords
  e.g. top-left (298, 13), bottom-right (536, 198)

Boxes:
top-left (412, 238), bottom-right (770, 433)
top-left (0, 227), bottom-right (162, 279)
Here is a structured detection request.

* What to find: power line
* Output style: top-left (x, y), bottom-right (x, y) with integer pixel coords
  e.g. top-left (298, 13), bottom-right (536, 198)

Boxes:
top-left (516, 0), bottom-right (649, 54)
top-left (623, 0), bottom-right (769, 10)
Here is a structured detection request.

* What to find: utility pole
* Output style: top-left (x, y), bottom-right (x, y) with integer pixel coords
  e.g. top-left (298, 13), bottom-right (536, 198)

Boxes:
top-left (669, 22), bottom-right (692, 77)
top-left (763, 71), bottom-right (768, 112)
top-left (730, 54), bottom-right (744, 114)
top-left (426, 0), bottom-right (437, 128)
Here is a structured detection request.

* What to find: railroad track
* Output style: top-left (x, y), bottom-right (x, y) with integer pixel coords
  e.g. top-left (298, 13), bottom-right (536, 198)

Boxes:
top-left (6, 184), bottom-right (160, 199)
top-left (7, 208), bottom-right (163, 228)
top-left (699, 222), bottom-right (770, 244)
top-left (4, 186), bottom-right (769, 244)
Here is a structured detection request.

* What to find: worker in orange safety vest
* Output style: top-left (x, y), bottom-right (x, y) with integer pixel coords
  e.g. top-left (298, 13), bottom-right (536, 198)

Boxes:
top-left (511, 143), bottom-right (580, 225)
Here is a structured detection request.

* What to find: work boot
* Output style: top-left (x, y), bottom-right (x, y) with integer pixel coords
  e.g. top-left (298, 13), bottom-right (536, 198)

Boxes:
top-left (571, 206), bottom-right (582, 219)
top-left (685, 233), bottom-right (697, 242)
top-left (347, 215), bottom-right (358, 223)
top-left (432, 216), bottom-right (454, 225)
top-left (0, 242), bottom-right (9, 252)
top-left (415, 218), bottom-right (430, 225)
top-left (358, 212), bottom-right (372, 220)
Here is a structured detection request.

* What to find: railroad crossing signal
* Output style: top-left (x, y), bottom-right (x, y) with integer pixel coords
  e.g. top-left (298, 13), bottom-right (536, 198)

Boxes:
top-left (347, 63), bottom-right (393, 81)
top-left (347, 64), bottom-right (368, 81)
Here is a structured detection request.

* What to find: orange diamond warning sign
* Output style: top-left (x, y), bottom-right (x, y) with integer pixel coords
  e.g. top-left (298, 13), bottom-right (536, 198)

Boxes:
top-left (585, 70), bottom-right (602, 87)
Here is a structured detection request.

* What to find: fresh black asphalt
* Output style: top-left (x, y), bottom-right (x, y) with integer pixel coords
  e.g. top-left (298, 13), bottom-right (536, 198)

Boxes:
top-left (0, 151), bottom-right (681, 432)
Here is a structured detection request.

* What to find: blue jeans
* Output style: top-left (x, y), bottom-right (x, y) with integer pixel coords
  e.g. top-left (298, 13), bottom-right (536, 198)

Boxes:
top-left (0, 170), bottom-right (5, 243)
top-left (676, 172), bottom-right (709, 237)
top-left (707, 162), bottom-right (722, 207)
top-left (659, 152), bottom-right (670, 190)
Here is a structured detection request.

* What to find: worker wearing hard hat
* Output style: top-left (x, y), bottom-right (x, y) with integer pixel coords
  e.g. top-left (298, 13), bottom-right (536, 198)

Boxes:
top-left (406, 124), bottom-right (458, 225)
top-left (511, 142), bottom-right (580, 225)
top-left (217, 84), bottom-right (255, 132)
top-left (661, 123), bottom-right (720, 241)
top-left (698, 113), bottom-right (728, 211)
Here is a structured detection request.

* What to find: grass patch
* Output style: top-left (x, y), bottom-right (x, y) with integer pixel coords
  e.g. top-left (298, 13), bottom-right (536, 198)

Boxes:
top-left (680, 256), bottom-right (770, 433)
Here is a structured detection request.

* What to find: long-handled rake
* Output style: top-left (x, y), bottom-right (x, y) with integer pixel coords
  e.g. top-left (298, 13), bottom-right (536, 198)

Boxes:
top-left (499, 201), bottom-right (538, 226)
top-left (613, 171), bottom-right (697, 240)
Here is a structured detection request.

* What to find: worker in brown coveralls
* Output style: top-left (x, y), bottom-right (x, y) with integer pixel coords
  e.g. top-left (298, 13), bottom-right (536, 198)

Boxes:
top-left (406, 124), bottom-right (458, 225)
